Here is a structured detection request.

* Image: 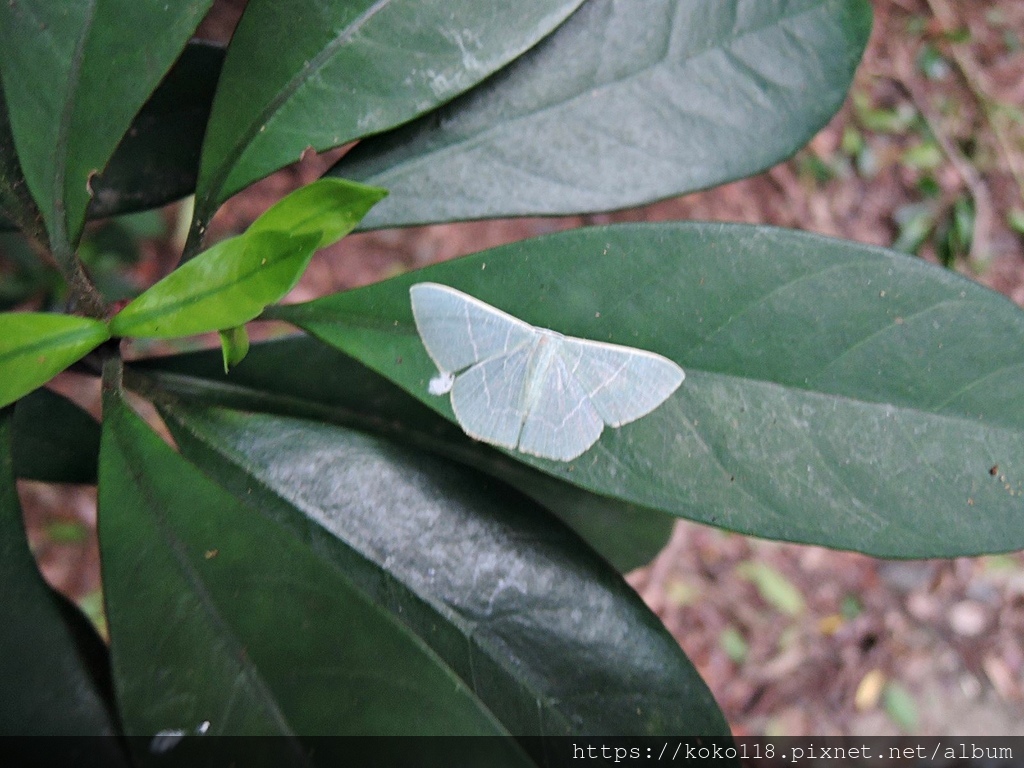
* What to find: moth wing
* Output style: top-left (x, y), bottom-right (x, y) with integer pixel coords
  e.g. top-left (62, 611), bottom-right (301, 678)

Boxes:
top-left (558, 337), bottom-right (684, 427)
top-left (410, 283), bottom-right (536, 373)
top-left (449, 343), bottom-right (533, 450)
top-left (517, 344), bottom-right (604, 462)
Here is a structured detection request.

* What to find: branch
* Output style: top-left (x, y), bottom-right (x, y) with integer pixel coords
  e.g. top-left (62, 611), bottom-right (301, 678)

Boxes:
top-left (50, 238), bottom-right (109, 319)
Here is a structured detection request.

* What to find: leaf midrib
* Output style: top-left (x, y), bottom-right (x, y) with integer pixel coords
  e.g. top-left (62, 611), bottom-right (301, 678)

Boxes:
top-left (0, 325), bottom-right (108, 366)
top-left (52, 0), bottom-right (96, 242)
top-left (201, 0), bottom-right (392, 206)
top-left (114, 243), bottom-right (308, 331)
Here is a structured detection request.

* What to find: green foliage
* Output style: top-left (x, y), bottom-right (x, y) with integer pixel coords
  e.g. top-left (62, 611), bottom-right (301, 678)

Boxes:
top-left (246, 177), bottom-right (387, 249)
top-left (337, 0), bottom-right (872, 228)
top-left (193, 0), bottom-right (587, 217)
top-left (12, 388), bottom-right (100, 483)
top-left (4, 0), bottom-right (1016, 747)
top-left (0, 408), bottom-right (124, 743)
top-left (0, 313), bottom-right (109, 408)
top-left (110, 178), bottom-right (385, 338)
top-left (0, 0), bottom-right (212, 243)
top-left (218, 325), bottom-right (250, 372)
top-left (100, 381), bottom-right (536, 740)
top-left (271, 225), bottom-right (1024, 558)
top-left (109, 230), bottom-right (320, 337)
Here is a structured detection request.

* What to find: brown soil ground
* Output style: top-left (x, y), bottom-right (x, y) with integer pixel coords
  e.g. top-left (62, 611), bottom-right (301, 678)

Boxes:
top-left (17, 0), bottom-right (1024, 737)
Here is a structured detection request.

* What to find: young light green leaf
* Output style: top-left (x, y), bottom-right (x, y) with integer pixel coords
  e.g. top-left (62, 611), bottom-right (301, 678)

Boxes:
top-left (0, 313), bottom-right (110, 408)
top-left (109, 230), bottom-right (319, 338)
top-left (248, 178), bottom-right (387, 249)
top-left (219, 325), bottom-right (250, 373)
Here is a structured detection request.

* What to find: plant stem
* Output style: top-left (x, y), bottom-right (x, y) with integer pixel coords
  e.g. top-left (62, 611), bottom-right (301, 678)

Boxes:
top-left (51, 238), bottom-right (108, 319)
top-left (101, 354), bottom-right (123, 396)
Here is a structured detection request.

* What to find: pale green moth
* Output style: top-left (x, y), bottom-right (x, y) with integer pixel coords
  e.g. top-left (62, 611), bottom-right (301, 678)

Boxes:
top-left (410, 282), bottom-right (684, 461)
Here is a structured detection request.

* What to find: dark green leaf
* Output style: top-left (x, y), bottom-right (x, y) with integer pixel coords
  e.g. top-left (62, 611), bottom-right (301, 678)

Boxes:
top-left (195, 0), bottom-right (585, 215)
top-left (157, 401), bottom-right (729, 740)
top-left (0, 84), bottom-right (44, 239)
top-left (0, 232), bottom-right (58, 310)
top-left (270, 222), bottom-right (1024, 558)
top-left (130, 337), bottom-right (673, 571)
top-left (109, 231), bottom-right (319, 338)
top-left (0, 313), bottom-right (110, 408)
top-left (0, 0), bottom-right (213, 244)
top-left (334, 0), bottom-right (872, 228)
top-left (86, 41), bottom-right (225, 220)
top-left (0, 407), bottom-right (124, 741)
top-left (99, 379), bottom-right (537, 749)
top-left (247, 178), bottom-right (387, 249)
top-left (13, 387), bottom-right (100, 483)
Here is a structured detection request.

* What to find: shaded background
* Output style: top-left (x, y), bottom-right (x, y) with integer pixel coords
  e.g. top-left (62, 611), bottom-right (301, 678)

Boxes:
top-left (8, 0), bottom-right (1024, 736)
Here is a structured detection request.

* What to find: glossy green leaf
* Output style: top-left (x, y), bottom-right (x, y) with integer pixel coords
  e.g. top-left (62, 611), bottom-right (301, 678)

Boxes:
top-left (13, 388), bottom-right (100, 483)
top-left (0, 407), bottom-right (124, 742)
top-left (270, 222), bottom-right (1024, 558)
top-left (334, 0), bottom-right (872, 228)
top-left (99, 380), bottom-right (533, 749)
top-left (130, 337), bottom-right (674, 572)
top-left (109, 231), bottom-right (319, 338)
top-left (248, 178), bottom-right (387, 249)
top-left (219, 325), bottom-right (250, 373)
top-left (0, 0), bottom-right (212, 244)
top-left (0, 84), bottom-right (43, 238)
top-left (0, 232), bottom-right (58, 309)
top-left (0, 313), bottom-right (110, 408)
top-left (156, 401), bottom-right (729, 740)
top-left (194, 0), bottom-right (585, 215)
top-left (86, 41), bottom-right (224, 221)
